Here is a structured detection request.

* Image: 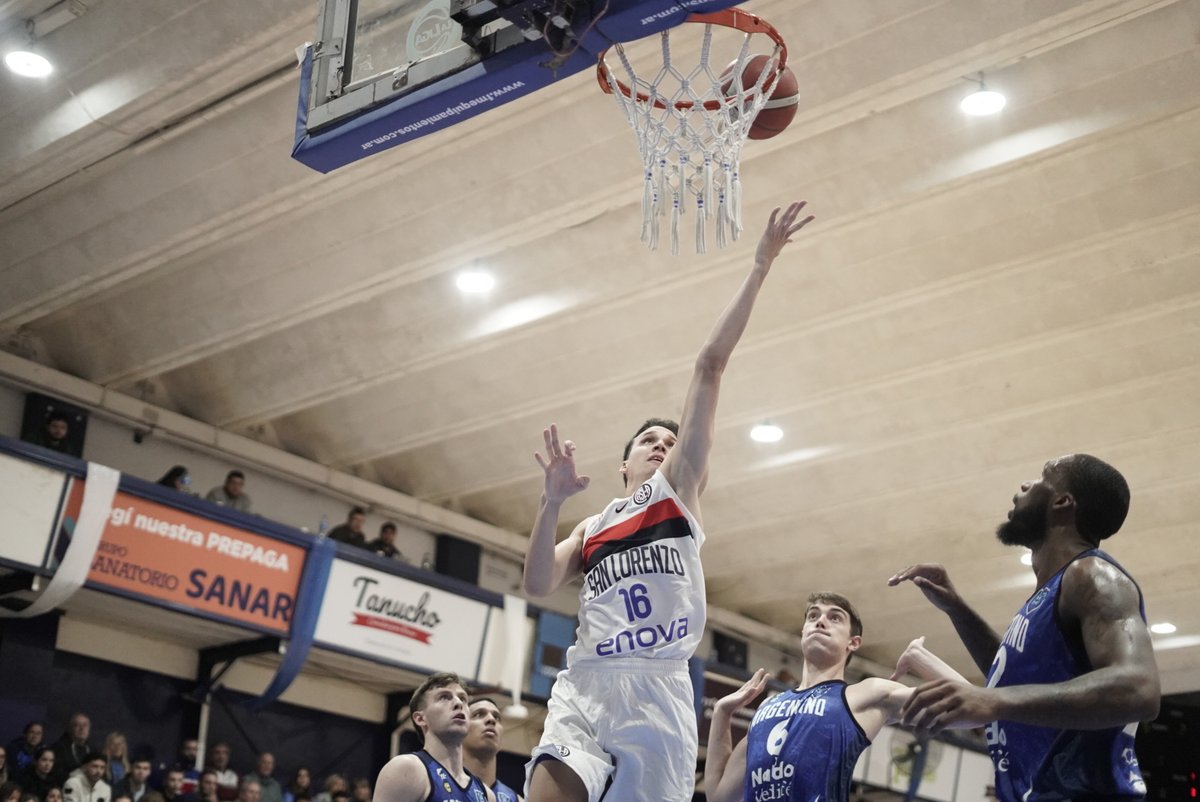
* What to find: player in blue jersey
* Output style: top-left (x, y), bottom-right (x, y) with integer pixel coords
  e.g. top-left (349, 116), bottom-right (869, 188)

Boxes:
top-left (889, 453), bottom-right (1161, 801)
top-left (522, 202), bottom-right (815, 802)
top-left (373, 672), bottom-right (494, 802)
top-left (704, 592), bottom-right (968, 802)
top-left (463, 700), bottom-right (521, 802)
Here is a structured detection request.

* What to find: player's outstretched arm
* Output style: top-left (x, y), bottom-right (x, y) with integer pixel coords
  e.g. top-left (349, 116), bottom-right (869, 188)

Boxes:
top-left (372, 755), bottom-right (428, 802)
top-left (663, 202), bottom-right (814, 511)
top-left (523, 424), bottom-right (588, 597)
top-left (704, 668), bottom-right (768, 802)
top-left (899, 558), bottom-right (1160, 733)
top-left (888, 563), bottom-right (1000, 674)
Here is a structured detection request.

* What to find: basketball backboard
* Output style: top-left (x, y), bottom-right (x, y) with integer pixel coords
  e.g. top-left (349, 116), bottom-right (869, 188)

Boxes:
top-left (292, 0), bottom-right (743, 173)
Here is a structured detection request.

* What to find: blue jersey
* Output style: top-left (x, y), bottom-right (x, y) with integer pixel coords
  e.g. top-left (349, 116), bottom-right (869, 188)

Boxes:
top-left (745, 680), bottom-right (869, 802)
top-left (413, 751), bottom-right (489, 802)
top-left (491, 779), bottom-right (519, 802)
top-left (984, 549), bottom-right (1147, 801)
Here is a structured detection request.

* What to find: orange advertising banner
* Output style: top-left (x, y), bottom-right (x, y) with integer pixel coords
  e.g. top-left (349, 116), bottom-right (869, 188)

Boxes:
top-left (86, 491), bottom-right (305, 634)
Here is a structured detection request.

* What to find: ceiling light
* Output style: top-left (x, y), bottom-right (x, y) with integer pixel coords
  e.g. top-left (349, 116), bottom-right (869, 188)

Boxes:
top-left (455, 269), bottom-right (494, 293)
top-left (750, 423), bottom-right (783, 443)
top-left (961, 72), bottom-right (1005, 116)
top-left (1020, 551), bottom-right (1032, 566)
top-left (5, 50), bottom-right (52, 78)
top-left (1150, 622), bottom-right (1176, 635)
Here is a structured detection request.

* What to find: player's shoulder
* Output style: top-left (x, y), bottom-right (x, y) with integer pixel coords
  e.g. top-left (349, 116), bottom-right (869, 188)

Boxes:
top-left (1060, 551), bottom-right (1141, 615)
top-left (374, 754), bottom-right (429, 802)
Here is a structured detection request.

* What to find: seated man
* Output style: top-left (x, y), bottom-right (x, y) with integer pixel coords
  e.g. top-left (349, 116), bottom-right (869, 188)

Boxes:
top-left (705, 592), bottom-right (967, 802)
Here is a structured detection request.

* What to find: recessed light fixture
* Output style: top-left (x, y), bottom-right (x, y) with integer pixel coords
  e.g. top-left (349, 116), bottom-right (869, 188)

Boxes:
top-left (961, 71), bottom-right (1006, 116)
top-left (455, 269), bottom-right (495, 293)
top-left (5, 50), bottom-right (53, 78)
top-left (1149, 622), bottom-right (1176, 635)
top-left (750, 423), bottom-right (783, 443)
top-left (1020, 551), bottom-right (1033, 566)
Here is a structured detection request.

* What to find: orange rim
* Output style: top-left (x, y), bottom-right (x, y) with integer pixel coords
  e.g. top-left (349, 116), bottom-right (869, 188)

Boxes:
top-left (596, 7), bottom-right (788, 111)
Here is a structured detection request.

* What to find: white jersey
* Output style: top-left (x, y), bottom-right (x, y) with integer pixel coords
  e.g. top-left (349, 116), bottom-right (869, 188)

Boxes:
top-left (568, 470), bottom-right (706, 665)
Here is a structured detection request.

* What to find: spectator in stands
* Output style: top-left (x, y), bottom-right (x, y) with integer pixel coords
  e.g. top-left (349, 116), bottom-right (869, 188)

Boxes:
top-left (63, 753), bottom-right (110, 802)
top-left (31, 412), bottom-right (73, 454)
top-left (50, 714), bottom-right (92, 785)
top-left (327, 508), bottom-right (367, 548)
top-left (366, 523), bottom-right (403, 560)
top-left (327, 793), bottom-right (347, 802)
top-left (158, 769), bottom-right (184, 802)
top-left (202, 747), bottom-right (235, 802)
top-left (194, 772), bottom-right (218, 802)
top-left (170, 740), bottom-right (199, 795)
top-left (240, 756), bottom-right (277, 802)
top-left (347, 780), bottom-right (369, 802)
top-left (18, 748), bottom-right (56, 800)
top-left (45, 789), bottom-right (64, 802)
top-left (156, 467), bottom-right (192, 494)
top-left (280, 769), bottom-right (308, 802)
top-left (111, 793), bottom-right (131, 802)
top-left (7, 722), bottom-right (44, 774)
top-left (205, 472), bottom-right (252, 514)
top-left (20, 793), bottom-right (41, 802)
top-left (112, 758), bottom-right (150, 802)
top-left (309, 775), bottom-right (344, 802)
top-left (101, 735), bottom-right (127, 785)
top-left (0, 745), bottom-right (7, 785)
top-left (0, 782), bottom-right (20, 802)
top-left (234, 780), bottom-right (258, 802)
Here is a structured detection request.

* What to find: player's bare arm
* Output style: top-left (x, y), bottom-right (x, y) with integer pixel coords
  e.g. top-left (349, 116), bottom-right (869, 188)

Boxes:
top-left (900, 558), bottom-right (1160, 733)
top-left (662, 201), bottom-right (814, 515)
top-left (888, 563), bottom-right (1001, 674)
top-left (372, 755), bottom-right (430, 802)
top-left (842, 637), bottom-right (973, 735)
top-left (704, 668), bottom-right (768, 802)
top-left (523, 424), bottom-right (590, 597)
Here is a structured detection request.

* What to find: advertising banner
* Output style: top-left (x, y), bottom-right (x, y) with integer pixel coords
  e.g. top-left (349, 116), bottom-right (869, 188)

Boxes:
top-left (87, 491), bottom-right (305, 635)
top-left (314, 559), bottom-right (490, 678)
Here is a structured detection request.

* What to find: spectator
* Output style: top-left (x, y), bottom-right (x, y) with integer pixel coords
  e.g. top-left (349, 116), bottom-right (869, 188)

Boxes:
top-left (156, 467), bottom-right (192, 494)
top-left (193, 772), bottom-right (218, 802)
top-left (327, 508), bottom-right (367, 548)
top-left (327, 794), bottom-right (347, 802)
top-left (50, 714), bottom-right (92, 785)
top-left (365, 523), bottom-right (403, 560)
top-left (20, 793), bottom-right (40, 802)
top-left (347, 780), bottom-right (368, 802)
top-left (111, 794), bottom-right (131, 802)
top-left (201, 747), bottom-right (234, 802)
top-left (158, 770), bottom-right (184, 802)
top-left (0, 782), bottom-right (20, 802)
top-left (18, 748), bottom-right (56, 800)
top-left (234, 780), bottom-right (258, 802)
top-left (0, 745), bottom-right (7, 785)
top-left (112, 758), bottom-right (151, 802)
top-left (7, 722), bottom-right (44, 774)
top-left (280, 770), bottom-right (308, 802)
top-left (101, 735), bottom-right (127, 785)
top-left (205, 471), bottom-right (252, 514)
top-left (46, 789), bottom-right (64, 802)
top-left (169, 740), bottom-right (198, 796)
top-left (62, 753), bottom-right (110, 802)
top-left (239, 756), bottom-right (276, 802)
top-left (309, 776), bottom-right (344, 802)
top-left (31, 412), bottom-right (73, 454)
top-left (142, 793), bottom-right (165, 802)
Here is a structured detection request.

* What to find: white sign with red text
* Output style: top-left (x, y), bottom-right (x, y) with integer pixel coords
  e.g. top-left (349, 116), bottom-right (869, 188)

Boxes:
top-left (314, 559), bottom-right (490, 678)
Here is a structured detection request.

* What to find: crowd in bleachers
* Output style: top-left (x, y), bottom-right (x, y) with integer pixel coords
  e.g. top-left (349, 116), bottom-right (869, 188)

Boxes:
top-left (0, 717), bottom-right (372, 802)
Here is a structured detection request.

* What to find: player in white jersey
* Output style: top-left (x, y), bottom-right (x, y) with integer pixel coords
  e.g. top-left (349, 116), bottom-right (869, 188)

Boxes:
top-left (522, 201), bottom-right (816, 802)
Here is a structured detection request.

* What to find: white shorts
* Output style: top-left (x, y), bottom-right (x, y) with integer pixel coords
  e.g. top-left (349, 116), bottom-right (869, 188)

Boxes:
top-left (524, 657), bottom-right (698, 802)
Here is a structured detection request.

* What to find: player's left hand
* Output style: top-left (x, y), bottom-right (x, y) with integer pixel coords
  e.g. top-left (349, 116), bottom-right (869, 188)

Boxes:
top-left (899, 678), bottom-right (998, 733)
top-left (755, 201), bottom-right (814, 267)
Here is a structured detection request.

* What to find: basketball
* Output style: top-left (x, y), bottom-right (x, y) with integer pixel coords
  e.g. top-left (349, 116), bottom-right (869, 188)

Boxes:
top-left (722, 54), bottom-right (799, 140)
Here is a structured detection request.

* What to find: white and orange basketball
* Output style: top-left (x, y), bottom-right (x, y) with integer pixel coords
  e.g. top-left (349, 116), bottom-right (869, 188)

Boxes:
top-left (721, 54), bottom-right (799, 140)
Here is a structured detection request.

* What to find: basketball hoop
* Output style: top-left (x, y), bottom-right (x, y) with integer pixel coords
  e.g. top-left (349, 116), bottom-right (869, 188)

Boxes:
top-left (597, 8), bottom-right (788, 254)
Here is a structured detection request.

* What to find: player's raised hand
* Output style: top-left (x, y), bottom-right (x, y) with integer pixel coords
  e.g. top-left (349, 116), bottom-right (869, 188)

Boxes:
top-left (534, 424), bottom-right (590, 503)
top-left (714, 668), bottom-right (772, 717)
top-left (890, 636), bottom-right (930, 681)
top-left (754, 200), bottom-right (814, 267)
top-left (888, 563), bottom-right (964, 614)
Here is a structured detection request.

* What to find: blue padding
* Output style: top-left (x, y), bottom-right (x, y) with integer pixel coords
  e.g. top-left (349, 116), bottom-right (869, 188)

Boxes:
top-left (249, 534), bottom-right (337, 709)
top-left (292, 0), bottom-right (742, 172)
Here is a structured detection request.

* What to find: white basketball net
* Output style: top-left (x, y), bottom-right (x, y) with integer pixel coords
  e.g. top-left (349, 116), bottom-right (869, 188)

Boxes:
top-left (600, 24), bottom-right (782, 254)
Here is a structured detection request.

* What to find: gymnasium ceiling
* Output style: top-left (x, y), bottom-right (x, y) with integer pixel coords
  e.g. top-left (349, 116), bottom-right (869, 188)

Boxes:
top-left (2, 0), bottom-right (1199, 695)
